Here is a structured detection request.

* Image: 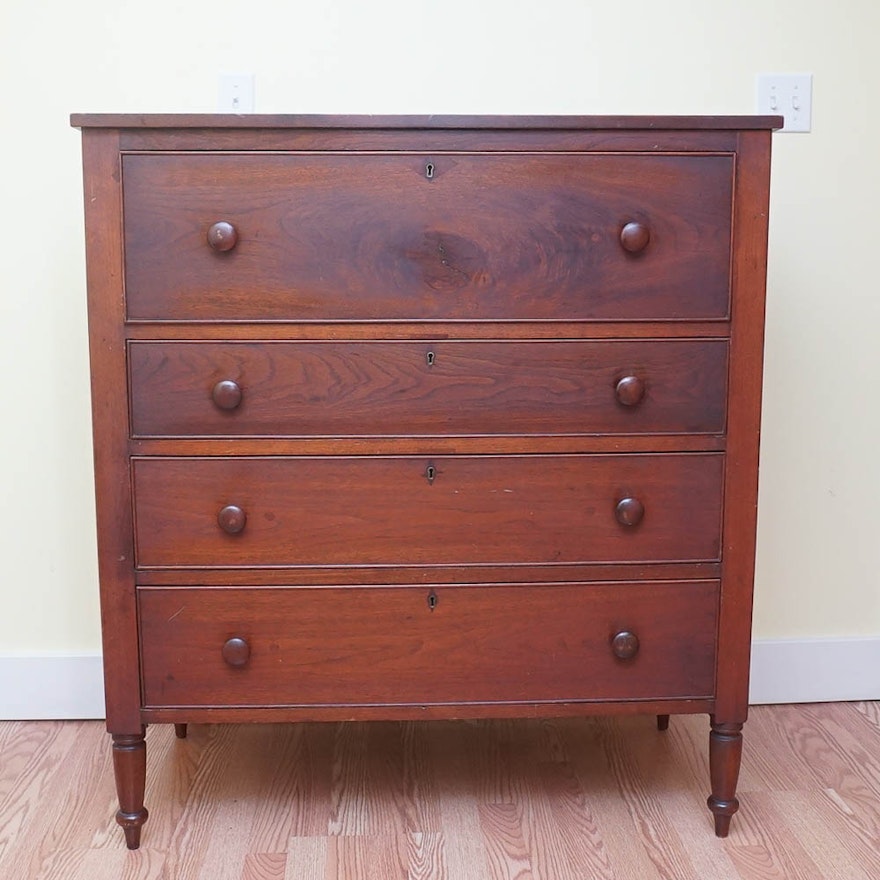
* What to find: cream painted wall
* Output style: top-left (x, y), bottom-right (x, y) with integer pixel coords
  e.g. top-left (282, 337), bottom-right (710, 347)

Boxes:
top-left (1, 0), bottom-right (878, 657)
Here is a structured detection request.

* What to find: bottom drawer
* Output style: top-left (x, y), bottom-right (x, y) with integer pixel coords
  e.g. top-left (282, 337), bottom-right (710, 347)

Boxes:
top-left (139, 582), bottom-right (718, 708)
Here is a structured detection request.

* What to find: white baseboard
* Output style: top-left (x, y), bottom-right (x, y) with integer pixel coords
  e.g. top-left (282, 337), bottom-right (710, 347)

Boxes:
top-left (1, 639), bottom-right (878, 719)
top-left (749, 637), bottom-right (880, 704)
top-left (0, 655), bottom-right (105, 720)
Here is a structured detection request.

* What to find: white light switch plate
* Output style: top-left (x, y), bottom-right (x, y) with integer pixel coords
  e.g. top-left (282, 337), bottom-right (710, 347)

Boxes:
top-left (756, 73), bottom-right (812, 132)
top-left (218, 74), bottom-right (255, 114)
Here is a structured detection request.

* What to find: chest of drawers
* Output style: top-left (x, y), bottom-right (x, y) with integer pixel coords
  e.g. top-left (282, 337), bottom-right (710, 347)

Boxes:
top-left (72, 114), bottom-right (777, 849)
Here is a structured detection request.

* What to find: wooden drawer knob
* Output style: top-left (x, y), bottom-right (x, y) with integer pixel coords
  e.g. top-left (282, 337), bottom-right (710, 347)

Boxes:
top-left (218, 504), bottom-right (247, 535)
top-left (615, 375), bottom-right (645, 406)
top-left (222, 637), bottom-right (250, 667)
top-left (212, 379), bottom-right (243, 410)
top-left (615, 497), bottom-right (645, 527)
top-left (207, 221), bottom-right (238, 252)
top-left (620, 221), bottom-right (650, 254)
top-left (611, 631), bottom-right (640, 660)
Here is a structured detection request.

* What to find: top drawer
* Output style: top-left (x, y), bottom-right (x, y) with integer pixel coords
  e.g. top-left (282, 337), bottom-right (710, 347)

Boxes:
top-left (122, 153), bottom-right (733, 322)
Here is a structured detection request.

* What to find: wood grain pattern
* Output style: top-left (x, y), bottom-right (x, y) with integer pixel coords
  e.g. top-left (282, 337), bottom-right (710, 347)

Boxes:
top-left (122, 153), bottom-right (733, 322)
top-left (137, 581), bottom-right (719, 708)
top-left (73, 112), bottom-right (781, 130)
top-left (79, 129), bottom-right (142, 734)
top-left (0, 723), bottom-right (80, 871)
top-left (131, 453), bottom-right (724, 567)
top-left (134, 560), bottom-right (721, 587)
top-left (114, 128), bottom-right (742, 156)
top-left (129, 434), bottom-right (727, 458)
top-left (138, 700), bottom-right (712, 726)
top-left (712, 130), bottom-right (773, 724)
top-left (123, 321), bottom-right (731, 340)
top-left (128, 339), bottom-right (728, 438)
top-left (5, 704), bottom-right (876, 878)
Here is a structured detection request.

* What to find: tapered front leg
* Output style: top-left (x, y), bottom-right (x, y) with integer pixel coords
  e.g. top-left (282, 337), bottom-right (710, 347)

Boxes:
top-left (707, 718), bottom-right (743, 837)
top-left (112, 731), bottom-right (149, 849)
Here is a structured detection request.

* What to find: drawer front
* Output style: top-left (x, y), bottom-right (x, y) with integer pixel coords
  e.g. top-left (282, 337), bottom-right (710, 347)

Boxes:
top-left (139, 582), bottom-right (719, 707)
top-left (122, 153), bottom-right (733, 322)
top-left (129, 339), bottom-right (728, 438)
top-left (132, 454), bottom-right (723, 567)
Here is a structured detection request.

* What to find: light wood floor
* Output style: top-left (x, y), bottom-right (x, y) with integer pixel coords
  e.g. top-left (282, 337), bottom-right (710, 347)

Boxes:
top-left (1, 703), bottom-right (879, 879)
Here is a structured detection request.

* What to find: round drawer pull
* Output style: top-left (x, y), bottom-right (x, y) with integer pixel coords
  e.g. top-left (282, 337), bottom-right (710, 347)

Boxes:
top-left (207, 221), bottom-right (238, 252)
top-left (222, 637), bottom-right (250, 667)
top-left (611, 631), bottom-right (640, 660)
top-left (212, 379), bottom-right (243, 410)
top-left (620, 221), bottom-right (650, 254)
top-left (615, 375), bottom-right (645, 407)
top-left (218, 504), bottom-right (247, 535)
top-left (615, 497), bottom-right (645, 527)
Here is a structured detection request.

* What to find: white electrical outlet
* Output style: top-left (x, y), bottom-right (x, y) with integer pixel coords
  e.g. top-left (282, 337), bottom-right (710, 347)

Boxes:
top-left (218, 74), bottom-right (255, 114)
top-left (756, 73), bottom-right (812, 132)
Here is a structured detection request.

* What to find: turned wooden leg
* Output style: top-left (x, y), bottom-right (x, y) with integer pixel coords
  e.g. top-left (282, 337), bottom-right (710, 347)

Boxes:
top-left (112, 731), bottom-right (149, 849)
top-left (707, 718), bottom-right (743, 837)
top-left (657, 714), bottom-right (670, 731)
top-left (174, 723), bottom-right (188, 739)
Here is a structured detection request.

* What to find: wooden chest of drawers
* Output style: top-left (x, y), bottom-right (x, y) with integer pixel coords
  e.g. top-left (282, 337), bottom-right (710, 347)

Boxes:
top-left (72, 114), bottom-right (777, 849)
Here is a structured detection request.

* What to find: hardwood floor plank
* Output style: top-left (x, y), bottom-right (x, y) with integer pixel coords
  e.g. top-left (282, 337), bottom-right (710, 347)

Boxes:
top-left (655, 714), bottom-right (713, 790)
top-left (522, 758), bottom-right (615, 880)
top-left (364, 722), bottom-right (441, 837)
top-left (739, 704), bottom-right (841, 793)
top-left (68, 846), bottom-right (166, 880)
top-left (242, 724), bottom-right (330, 850)
top-left (661, 792), bottom-right (742, 879)
top-left (0, 721), bottom-right (73, 820)
top-left (327, 723), bottom-right (374, 837)
top-left (478, 802), bottom-right (533, 880)
top-left (425, 722), bottom-right (489, 880)
top-left (241, 852), bottom-right (287, 880)
top-left (3, 705), bottom-right (880, 878)
top-left (852, 700), bottom-right (880, 731)
top-left (192, 725), bottom-right (294, 880)
top-left (628, 716), bottom-right (742, 879)
top-left (469, 720), bottom-right (525, 807)
top-left (155, 724), bottom-right (240, 879)
top-left (594, 716), bottom-right (701, 879)
top-left (0, 721), bottom-right (45, 805)
top-left (819, 783), bottom-right (880, 870)
top-left (283, 837), bottom-right (326, 880)
top-left (405, 831), bottom-right (447, 880)
top-left (761, 703), bottom-right (880, 847)
top-left (0, 721), bottom-right (90, 877)
top-left (329, 834), bottom-right (408, 880)
top-left (399, 723), bottom-right (443, 835)
top-left (800, 703), bottom-right (880, 796)
top-left (562, 718), bottom-right (669, 879)
top-left (40, 726), bottom-right (118, 852)
top-left (131, 722), bottom-right (209, 854)
top-left (723, 793), bottom-right (824, 880)
top-left (769, 791), bottom-right (876, 880)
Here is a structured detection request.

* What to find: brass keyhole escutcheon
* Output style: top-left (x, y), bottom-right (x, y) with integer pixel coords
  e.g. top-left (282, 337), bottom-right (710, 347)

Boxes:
top-left (427, 590), bottom-right (438, 611)
top-left (426, 350), bottom-right (436, 366)
top-left (425, 162), bottom-right (435, 179)
top-left (425, 464), bottom-right (436, 484)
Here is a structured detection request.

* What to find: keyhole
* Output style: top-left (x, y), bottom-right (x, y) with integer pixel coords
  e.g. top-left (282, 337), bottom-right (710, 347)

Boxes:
top-left (426, 350), bottom-right (435, 366)
top-left (425, 464), bottom-right (436, 484)
top-left (425, 162), bottom-right (434, 179)
top-left (427, 591), bottom-right (438, 611)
